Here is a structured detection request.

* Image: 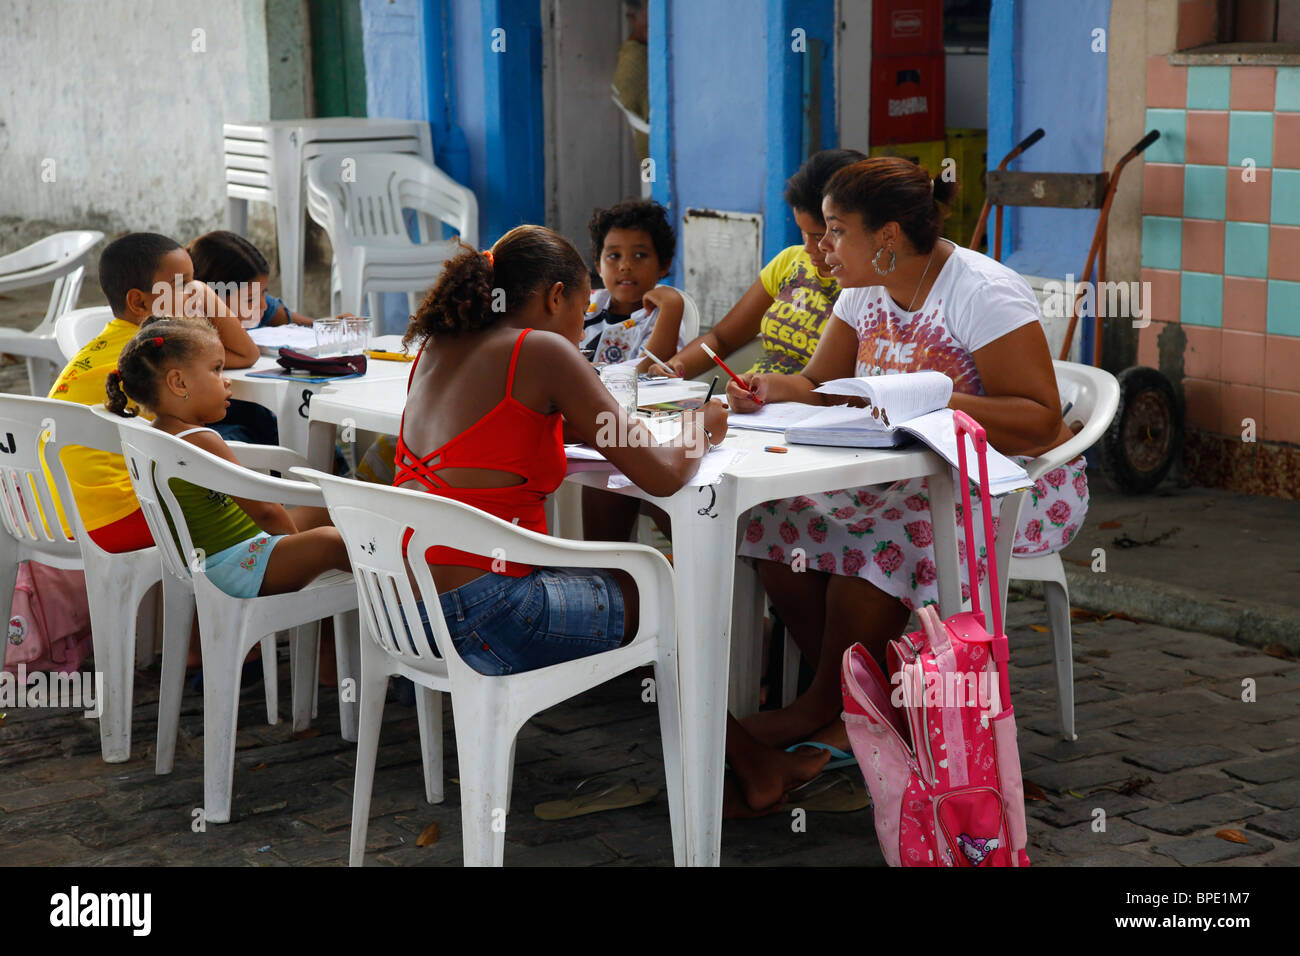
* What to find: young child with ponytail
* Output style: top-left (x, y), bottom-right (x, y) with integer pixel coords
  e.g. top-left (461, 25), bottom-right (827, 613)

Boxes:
top-left (106, 318), bottom-right (350, 599)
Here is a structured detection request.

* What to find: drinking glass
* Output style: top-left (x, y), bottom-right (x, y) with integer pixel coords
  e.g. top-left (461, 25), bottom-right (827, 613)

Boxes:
top-left (313, 317), bottom-right (345, 355)
top-left (599, 363), bottom-right (638, 419)
top-left (344, 316), bottom-right (373, 353)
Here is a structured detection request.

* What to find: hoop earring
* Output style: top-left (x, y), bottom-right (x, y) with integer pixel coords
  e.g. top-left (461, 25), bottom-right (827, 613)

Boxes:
top-left (872, 246), bottom-right (896, 275)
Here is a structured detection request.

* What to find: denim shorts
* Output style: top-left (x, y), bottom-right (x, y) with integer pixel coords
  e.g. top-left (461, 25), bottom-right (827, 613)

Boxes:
top-left (405, 567), bottom-right (626, 676)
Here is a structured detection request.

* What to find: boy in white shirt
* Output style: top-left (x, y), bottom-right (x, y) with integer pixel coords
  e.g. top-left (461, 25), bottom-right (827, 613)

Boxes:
top-left (584, 199), bottom-right (685, 373)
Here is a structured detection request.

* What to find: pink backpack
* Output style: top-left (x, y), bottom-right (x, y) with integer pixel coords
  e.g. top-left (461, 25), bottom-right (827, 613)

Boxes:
top-left (840, 410), bottom-right (1030, 867)
top-left (6, 562), bottom-right (93, 674)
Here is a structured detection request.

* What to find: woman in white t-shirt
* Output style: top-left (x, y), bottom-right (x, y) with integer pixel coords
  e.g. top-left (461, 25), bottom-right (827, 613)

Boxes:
top-left (728, 156), bottom-right (1089, 753)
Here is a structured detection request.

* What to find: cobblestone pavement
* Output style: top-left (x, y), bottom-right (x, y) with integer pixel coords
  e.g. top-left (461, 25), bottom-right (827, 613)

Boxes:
top-left (1, 595), bottom-right (1296, 866)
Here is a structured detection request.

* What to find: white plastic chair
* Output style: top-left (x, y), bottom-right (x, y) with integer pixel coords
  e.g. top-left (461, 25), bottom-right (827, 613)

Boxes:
top-left (611, 84), bottom-right (652, 199)
top-left (993, 361), bottom-right (1119, 741)
top-left (296, 469), bottom-right (685, 867)
top-left (223, 120), bottom-right (433, 310)
top-left (611, 84), bottom-right (651, 137)
top-left (54, 307), bottom-right (115, 361)
top-left (0, 231), bottom-right (103, 395)
top-left (0, 396), bottom-right (188, 763)
top-left (664, 285), bottom-right (700, 348)
top-left (108, 413), bottom-right (360, 823)
top-left (305, 153), bottom-right (478, 318)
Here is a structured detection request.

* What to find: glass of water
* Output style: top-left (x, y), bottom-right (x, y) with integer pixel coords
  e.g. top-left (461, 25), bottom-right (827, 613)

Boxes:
top-left (599, 363), bottom-right (638, 418)
top-left (313, 317), bottom-right (345, 356)
top-left (343, 316), bottom-right (373, 353)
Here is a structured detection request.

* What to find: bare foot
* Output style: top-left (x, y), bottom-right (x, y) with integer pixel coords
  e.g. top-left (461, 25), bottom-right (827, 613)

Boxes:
top-left (734, 745), bottom-right (831, 813)
top-left (741, 698), bottom-right (838, 750)
top-left (722, 773), bottom-right (784, 819)
top-left (793, 715), bottom-right (852, 755)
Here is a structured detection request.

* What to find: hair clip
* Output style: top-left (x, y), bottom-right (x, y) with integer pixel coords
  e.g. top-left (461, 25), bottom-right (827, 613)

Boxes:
top-left (483, 250), bottom-right (495, 267)
top-left (151, 336), bottom-right (164, 347)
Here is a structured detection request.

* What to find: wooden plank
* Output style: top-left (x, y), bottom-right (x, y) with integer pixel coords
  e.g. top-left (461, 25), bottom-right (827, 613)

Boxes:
top-left (985, 171), bottom-right (1109, 208)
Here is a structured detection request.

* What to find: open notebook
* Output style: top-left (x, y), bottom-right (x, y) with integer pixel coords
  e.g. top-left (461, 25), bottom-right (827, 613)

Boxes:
top-left (780, 370), bottom-right (953, 447)
top-left (783, 371), bottom-right (1031, 496)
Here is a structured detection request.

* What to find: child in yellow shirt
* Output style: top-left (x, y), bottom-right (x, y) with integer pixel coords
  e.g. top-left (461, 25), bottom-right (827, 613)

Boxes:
top-left (49, 233), bottom-right (259, 552)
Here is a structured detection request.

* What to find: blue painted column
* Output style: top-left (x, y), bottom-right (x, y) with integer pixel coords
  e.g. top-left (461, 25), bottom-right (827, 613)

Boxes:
top-left (764, 0), bottom-right (837, 260)
top-left (481, 0), bottom-right (545, 244)
top-left (648, 0), bottom-right (675, 281)
top-left (422, 0), bottom-right (472, 189)
top-left (987, 0), bottom-right (1018, 258)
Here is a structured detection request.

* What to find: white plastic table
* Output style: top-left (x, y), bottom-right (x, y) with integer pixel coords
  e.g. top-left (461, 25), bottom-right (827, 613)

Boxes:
top-left (225, 334), bottom-right (413, 456)
top-left (223, 119), bottom-right (435, 310)
top-left (302, 383), bottom-right (964, 867)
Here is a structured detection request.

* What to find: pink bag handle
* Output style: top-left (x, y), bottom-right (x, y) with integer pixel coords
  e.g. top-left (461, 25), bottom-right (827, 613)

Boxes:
top-left (952, 410), bottom-right (1010, 711)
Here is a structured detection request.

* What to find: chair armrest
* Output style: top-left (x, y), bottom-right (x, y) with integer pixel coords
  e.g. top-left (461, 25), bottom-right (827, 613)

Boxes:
top-left (226, 442), bottom-right (310, 475)
top-left (191, 461), bottom-right (325, 510)
top-left (1023, 429), bottom-right (1099, 481)
top-left (0, 233), bottom-right (101, 294)
top-left (290, 466), bottom-right (677, 642)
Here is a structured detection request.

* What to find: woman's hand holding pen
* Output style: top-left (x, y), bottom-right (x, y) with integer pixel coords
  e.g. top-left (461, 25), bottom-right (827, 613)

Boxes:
top-left (726, 372), bottom-right (779, 413)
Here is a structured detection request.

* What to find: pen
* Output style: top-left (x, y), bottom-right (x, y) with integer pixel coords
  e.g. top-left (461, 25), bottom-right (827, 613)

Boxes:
top-left (639, 347), bottom-right (676, 376)
top-left (703, 375), bottom-right (718, 405)
top-left (700, 343), bottom-right (763, 405)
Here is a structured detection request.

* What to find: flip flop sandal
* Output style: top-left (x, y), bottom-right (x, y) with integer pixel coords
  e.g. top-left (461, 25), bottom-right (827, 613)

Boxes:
top-left (786, 770), bottom-right (872, 813)
top-left (785, 740), bottom-right (858, 770)
top-left (533, 775), bottom-right (660, 821)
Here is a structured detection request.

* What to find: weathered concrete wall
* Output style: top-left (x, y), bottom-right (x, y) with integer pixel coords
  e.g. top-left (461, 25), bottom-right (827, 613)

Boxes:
top-left (0, 0), bottom-right (273, 252)
top-left (267, 0), bottom-right (313, 120)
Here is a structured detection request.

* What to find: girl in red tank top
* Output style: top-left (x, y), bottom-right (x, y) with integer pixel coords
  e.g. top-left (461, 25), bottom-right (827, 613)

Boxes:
top-left (393, 225), bottom-right (726, 668)
top-left (396, 225), bottom-right (826, 818)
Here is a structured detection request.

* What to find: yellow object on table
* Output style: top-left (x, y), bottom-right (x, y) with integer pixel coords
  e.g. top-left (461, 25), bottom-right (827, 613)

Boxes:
top-left (366, 349), bottom-right (415, 362)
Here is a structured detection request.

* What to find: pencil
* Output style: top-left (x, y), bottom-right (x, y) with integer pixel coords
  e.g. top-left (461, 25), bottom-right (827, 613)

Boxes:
top-left (639, 347), bottom-right (676, 376)
top-left (700, 343), bottom-right (762, 405)
top-left (367, 349), bottom-right (415, 362)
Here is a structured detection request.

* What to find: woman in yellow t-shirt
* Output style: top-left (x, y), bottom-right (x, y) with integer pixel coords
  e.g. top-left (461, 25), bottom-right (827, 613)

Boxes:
top-left (666, 149), bottom-right (865, 378)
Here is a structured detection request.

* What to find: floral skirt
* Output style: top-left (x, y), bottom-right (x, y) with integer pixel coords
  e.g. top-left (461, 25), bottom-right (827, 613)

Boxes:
top-left (737, 456), bottom-right (1089, 610)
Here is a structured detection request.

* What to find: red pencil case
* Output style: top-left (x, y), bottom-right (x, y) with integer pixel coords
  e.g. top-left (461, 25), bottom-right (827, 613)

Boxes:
top-left (276, 348), bottom-right (368, 377)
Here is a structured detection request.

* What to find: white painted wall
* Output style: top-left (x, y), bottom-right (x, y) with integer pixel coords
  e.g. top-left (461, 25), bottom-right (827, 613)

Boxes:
top-left (0, 0), bottom-right (272, 245)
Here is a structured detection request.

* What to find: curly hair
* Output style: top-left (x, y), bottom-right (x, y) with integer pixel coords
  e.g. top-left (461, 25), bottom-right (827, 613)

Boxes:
top-left (824, 156), bottom-right (960, 254)
top-left (105, 316), bottom-right (221, 416)
top-left (588, 199), bottom-right (675, 274)
top-left (403, 225), bottom-right (588, 347)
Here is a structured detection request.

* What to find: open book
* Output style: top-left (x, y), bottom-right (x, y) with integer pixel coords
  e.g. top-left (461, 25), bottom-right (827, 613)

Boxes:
top-left (782, 370), bottom-right (954, 446)
top-left (784, 372), bottom-right (1031, 496)
top-left (813, 370), bottom-right (953, 424)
